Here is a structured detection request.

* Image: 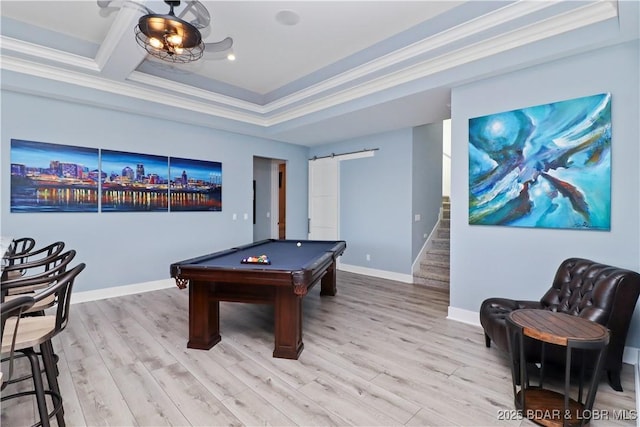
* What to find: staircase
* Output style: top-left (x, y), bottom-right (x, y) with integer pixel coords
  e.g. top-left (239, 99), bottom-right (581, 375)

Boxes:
top-left (414, 197), bottom-right (450, 291)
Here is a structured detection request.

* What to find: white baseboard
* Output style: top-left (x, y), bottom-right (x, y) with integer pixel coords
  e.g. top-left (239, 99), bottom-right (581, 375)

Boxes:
top-left (624, 346), bottom-right (639, 366)
top-left (338, 263), bottom-right (414, 283)
top-left (446, 306), bottom-right (481, 327)
top-left (71, 278), bottom-right (176, 304)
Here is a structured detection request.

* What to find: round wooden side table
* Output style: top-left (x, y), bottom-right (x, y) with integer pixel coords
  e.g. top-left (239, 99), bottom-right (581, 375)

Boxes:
top-left (506, 309), bottom-right (610, 427)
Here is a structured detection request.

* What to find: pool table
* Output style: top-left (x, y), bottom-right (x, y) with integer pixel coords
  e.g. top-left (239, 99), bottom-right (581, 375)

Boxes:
top-left (170, 239), bottom-right (346, 359)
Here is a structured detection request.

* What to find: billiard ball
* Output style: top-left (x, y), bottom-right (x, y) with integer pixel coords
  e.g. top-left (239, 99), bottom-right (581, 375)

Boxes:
top-left (296, 242), bottom-right (301, 247)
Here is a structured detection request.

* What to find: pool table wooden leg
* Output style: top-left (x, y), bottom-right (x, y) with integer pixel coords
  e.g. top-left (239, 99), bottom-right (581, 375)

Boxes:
top-left (187, 280), bottom-right (221, 350)
top-left (273, 288), bottom-right (304, 359)
top-left (320, 261), bottom-right (337, 296)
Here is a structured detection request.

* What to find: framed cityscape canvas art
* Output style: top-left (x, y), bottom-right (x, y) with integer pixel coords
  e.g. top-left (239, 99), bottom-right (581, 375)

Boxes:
top-left (169, 157), bottom-right (222, 211)
top-left (101, 150), bottom-right (169, 212)
top-left (468, 92), bottom-right (611, 230)
top-left (10, 139), bottom-right (99, 212)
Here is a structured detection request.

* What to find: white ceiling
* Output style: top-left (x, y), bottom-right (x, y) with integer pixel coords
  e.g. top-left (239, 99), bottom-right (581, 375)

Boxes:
top-left (1, 1), bottom-right (637, 146)
top-left (2, 1), bottom-right (461, 94)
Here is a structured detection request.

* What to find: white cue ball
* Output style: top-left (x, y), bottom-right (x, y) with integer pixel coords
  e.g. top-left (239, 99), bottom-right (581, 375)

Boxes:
top-left (296, 242), bottom-right (301, 247)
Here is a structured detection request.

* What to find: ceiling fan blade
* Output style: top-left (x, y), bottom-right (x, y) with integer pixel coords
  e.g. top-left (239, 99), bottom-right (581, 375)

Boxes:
top-left (177, 0), bottom-right (211, 29)
top-left (204, 37), bottom-right (233, 53)
top-left (97, 0), bottom-right (154, 17)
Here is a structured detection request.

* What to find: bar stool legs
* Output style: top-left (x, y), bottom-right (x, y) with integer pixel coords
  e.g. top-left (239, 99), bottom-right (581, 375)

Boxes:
top-left (2, 263), bottom-right (85, 427)
top-left (1, 346), bottom-right (63, 427)
top-left (41, 341), bottom-right (65, 426)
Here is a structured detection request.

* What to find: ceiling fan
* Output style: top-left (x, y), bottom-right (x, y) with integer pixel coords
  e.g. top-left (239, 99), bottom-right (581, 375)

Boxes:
top-left (97, 0), bottom-right (234, 64)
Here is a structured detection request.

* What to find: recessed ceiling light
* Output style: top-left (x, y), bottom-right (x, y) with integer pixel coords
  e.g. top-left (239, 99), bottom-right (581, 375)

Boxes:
top-left (275, 10), bottom-right (300, 26)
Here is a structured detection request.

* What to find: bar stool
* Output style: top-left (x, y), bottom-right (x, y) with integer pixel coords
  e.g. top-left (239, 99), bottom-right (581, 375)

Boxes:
top-left (1, 263), bottom-right (85, 427)
top-left (1, 295), bottom-right (35, 388)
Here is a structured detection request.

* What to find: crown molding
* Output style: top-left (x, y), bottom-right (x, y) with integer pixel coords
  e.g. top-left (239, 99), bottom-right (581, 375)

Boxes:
top-left (127, 71), bottom-right (268, 113)
top-left (0, 1), bottom-right (619, 130)
top-left (263, 0), bottom-right (619, 125)
top-left (263, 0), bottom-right (561, 113)
top-left (0, 55), bottom-right (266, 126)
top-left (0, 36), bottom-right (100, 72)
top-left (125, 0), bottom-right (563, 115)
top-left (121, 0), bottom-right (619, 126)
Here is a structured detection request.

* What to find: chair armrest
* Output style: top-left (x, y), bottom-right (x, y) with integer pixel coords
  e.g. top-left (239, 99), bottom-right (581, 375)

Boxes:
top-left (481, 298), bottom-right (541, 313)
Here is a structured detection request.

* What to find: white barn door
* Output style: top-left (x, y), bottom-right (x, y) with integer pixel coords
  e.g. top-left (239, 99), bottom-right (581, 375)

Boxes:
top-left (308, 157), bottom-right (339, 240)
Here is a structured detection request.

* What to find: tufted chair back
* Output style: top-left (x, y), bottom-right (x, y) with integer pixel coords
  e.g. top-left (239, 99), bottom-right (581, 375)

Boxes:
top-left (539, 258), bottom-right (640, 375)
top-left (541, 258), bottom-right (632, 320)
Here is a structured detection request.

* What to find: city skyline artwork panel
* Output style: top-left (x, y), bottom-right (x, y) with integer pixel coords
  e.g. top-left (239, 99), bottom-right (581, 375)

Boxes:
top-left (468, 93), bottom-right (611, 230)
top-left (169, 157), bottom-right (222, 211)
top-left (101, 149), bottom-right (169, 212)
top-left (10, 139), bottom-right (99, 212)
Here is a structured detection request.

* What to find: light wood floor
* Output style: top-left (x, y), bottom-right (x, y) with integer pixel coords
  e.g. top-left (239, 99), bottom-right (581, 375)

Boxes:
top-left (1, 271), bottom-right (636, 426)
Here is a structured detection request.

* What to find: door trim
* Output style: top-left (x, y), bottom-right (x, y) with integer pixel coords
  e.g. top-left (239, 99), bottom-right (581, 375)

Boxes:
top-left (270, 161), bottom-right (279, 238)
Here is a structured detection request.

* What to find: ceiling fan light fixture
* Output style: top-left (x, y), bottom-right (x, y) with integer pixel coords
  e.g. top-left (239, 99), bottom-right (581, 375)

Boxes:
top-left (148, 37), bottom-right (164, 49)
top-left (166, 33), bottom-right (183, 46)
top-left (135, 2), bottom-right (204, 64)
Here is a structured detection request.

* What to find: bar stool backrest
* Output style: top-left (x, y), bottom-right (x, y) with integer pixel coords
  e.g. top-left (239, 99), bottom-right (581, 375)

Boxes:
top-left (0, 295), bottom-right (35, 389)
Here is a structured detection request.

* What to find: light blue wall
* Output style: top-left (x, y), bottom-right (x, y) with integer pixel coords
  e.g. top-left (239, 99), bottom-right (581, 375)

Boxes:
top-left (1, 91), bottom-right (309, 293)
top-left (309, 129), bottom-right (414, 274)
top-left (412, 123), bottom-right (443, 259)
top-left (449, 41), bottom-right (640, 346)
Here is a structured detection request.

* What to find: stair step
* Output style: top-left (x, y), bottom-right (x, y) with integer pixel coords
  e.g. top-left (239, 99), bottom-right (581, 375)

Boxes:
top-left (432, 238), bottom-right (450, 250)
top-left (414, 276), bottom-right (450, 291)
top-left (415, 197), bottom-right (451, 291)
top-left (421, 257), bottom-right (449, 267)
top-left (414, 268), bottom-right (449, 281)
top-left (437, 228), bottom-right (450, 239)
top-left (416, 263), bottom-right (449, 280)
top-left (424, 249), bottom-right (449, 263)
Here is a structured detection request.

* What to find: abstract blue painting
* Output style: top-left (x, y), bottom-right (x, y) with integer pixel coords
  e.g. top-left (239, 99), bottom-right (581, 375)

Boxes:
top-left (468, 93), bottom-right (611, 230)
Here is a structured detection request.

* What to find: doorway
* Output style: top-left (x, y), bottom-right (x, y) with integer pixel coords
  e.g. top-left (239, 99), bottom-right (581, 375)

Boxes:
top-left (308, 156), bottom-right (339, 240)
top-left (307, 150), bottom-right (376, 241)
top-left (252, 157), bottom-right (286, 241)
top-left (278, 163), bottom-right (286, 239)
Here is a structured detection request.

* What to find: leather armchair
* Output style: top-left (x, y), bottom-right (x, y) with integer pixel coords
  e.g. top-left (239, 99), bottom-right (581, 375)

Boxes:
top-left (480, 257), bottom-right (640, 391)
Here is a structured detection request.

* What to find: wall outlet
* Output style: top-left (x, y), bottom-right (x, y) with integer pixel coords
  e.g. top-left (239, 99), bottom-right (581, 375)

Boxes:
top-left (366, 254), bottom-right (371, 261)
top-left (243, 213), bottom-right (248, 220)
top-left (232, 213), bottom-right (237, 220)
top-left (414, 214), bottom-right (421, 221)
